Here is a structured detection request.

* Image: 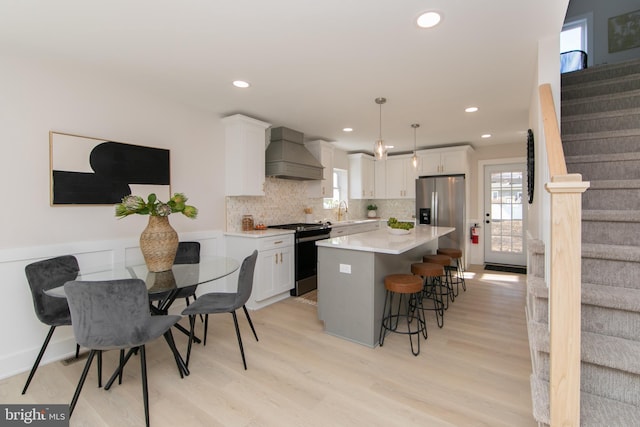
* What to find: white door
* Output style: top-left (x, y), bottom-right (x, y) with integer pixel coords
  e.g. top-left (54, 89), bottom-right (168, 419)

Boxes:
top-left (483, 164), bottom-right (527, 266)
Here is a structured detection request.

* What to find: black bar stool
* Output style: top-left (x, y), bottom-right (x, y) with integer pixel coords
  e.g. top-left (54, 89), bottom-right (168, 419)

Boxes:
top-left (423, 254), bottom-right (455, 308)
top-left (411, 262), bottom-right (445, 328)
top-left (437, 247), bottom-right (466, 295)
top-left (378, 274), bottom-right (427, 356)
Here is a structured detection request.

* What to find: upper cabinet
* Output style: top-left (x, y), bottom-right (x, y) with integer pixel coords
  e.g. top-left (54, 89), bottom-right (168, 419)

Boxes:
top-left (305, 140), bottom-right (334, 198)
top-left (417, 145), bottom-right (473, 176)
top-left (385, 155), bottom-right (417, 199)
top-left (348, 153), bottom-right (375, 199)
top-left (223, 114), bottom-right (271, 196)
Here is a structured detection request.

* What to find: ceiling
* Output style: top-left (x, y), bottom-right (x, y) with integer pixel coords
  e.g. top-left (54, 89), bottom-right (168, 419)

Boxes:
top-left (0, 0), bottom-right (568, 154)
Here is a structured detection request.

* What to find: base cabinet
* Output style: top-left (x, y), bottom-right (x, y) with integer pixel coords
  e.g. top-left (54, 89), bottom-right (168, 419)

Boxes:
top-left (226, 234), bottom-right (294, 310)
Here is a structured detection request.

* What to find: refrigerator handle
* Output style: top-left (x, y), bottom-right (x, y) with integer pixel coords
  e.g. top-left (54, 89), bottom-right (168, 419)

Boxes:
top-left (433, 191), bottom-right (438, 225)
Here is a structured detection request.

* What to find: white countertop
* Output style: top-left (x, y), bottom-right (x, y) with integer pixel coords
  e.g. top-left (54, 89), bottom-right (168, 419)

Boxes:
top-left (316, 225), bottom-right (454, 254)
top-left (328, 219), bottom-right (380, 228)
top-left (224, 229), bottom-right (295, 238)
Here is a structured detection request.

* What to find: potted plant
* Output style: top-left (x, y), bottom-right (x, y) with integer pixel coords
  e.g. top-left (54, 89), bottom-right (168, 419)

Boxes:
top-left (367, 204), bottom-right (378, 218)
top-left (115, 193), bottom-right (198, 272)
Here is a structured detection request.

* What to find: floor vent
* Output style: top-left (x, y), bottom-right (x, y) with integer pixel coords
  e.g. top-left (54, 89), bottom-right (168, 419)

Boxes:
top-left (484, 263), bottom-right (527, 274)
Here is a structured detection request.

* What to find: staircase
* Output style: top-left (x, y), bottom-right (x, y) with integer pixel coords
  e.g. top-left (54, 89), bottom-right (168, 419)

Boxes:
top-left (528, 58), bottom-right (640, 425)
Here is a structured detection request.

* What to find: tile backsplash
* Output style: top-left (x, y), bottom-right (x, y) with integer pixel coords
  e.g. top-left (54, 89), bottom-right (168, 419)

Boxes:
top-left (225, 177), bottom-right (415, 231)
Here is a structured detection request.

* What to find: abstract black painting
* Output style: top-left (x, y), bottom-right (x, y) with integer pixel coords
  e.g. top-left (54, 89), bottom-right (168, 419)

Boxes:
top-left (50, 132), bottom-right (170, 205)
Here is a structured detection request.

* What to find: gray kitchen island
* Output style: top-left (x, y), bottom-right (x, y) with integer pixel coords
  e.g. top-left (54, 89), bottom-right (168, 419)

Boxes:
top-left (316, 225), bottom-right (454, 348)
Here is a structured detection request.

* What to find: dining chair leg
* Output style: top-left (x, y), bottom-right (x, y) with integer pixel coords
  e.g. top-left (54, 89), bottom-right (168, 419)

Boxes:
top-left (70, 349), bottom-right (96, 416)
top-left (22, 325), bottom-right (56, 394)
top-left (139, 345), bottom-right (150, 427)
top-left (186, 315), bottom-right (196, 368)
top-left (97, 350), bottom-right (103, 388)
top-left (204, 314), bottom-right (209, 346)
top-left (118, 349), bottom-right (125, 385)
top-left (105, 348), bottom-right (135, 390)
top-left (243, 305), bottom-right (259, 342)
top-left (232, 311), bottom-right (247, 370)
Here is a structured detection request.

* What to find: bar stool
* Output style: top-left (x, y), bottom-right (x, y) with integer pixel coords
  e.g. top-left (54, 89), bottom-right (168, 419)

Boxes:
top-left (423, 254), bottom-right (455, 308)
top-left (378, 274), bottom-right (427, 356)
top-left (437, 247), bottom-right (466, 295)
top-left (410, 262), bottom-right (445, 328)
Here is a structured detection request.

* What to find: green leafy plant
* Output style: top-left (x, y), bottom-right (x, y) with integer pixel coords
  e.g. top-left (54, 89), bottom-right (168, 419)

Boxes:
top-left (367, 204), bottom-right (378, 211)
top-left (115, 193), bottom-right (198, 219)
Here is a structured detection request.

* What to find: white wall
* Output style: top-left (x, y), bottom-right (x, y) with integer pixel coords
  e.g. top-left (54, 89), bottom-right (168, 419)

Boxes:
top-left (0, 54), bottom-right (227, 250)
top-left (0, 54), bottom-right (228, 379)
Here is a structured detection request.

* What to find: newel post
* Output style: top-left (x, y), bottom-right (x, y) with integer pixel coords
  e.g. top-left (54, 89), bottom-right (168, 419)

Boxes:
top-left (545, 175), bottom-right (589, 426)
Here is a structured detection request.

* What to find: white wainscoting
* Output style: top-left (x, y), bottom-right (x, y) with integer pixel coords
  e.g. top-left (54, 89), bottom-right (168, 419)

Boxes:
top-left (0, 230), bottom-right (227, 380)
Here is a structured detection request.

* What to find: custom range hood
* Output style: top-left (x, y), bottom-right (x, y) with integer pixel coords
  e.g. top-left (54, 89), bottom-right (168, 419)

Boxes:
top-left (265, 127), bottom-right (323, 180)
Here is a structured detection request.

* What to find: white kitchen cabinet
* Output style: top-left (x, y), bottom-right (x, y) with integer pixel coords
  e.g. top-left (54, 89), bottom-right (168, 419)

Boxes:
top-left (225, 233), bottom-right (294, 310)
top-left (222, 114), bottom-right (271, 196)
top-left (417, 145), bottom-right (472, 176)
top-left (305, 140), bottom-right (334, 198)
top-left (385, 155), bottom-right (417, 199)
top-left (348, 153), bottom-right (375, 199)
top-left (374, 159), bottom-right (386, 199)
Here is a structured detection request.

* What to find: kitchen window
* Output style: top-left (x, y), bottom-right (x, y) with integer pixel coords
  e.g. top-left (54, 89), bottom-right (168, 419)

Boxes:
top-left (323, 168), bottom-right (348, 209)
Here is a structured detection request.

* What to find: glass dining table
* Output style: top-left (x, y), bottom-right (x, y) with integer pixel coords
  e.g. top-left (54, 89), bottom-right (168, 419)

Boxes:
top-left (46, 255), bottom-right (240, 381)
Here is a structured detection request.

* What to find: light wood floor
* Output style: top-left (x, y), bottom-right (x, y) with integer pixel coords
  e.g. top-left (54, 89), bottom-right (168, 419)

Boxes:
top-left (1, 266), bottom-right (535, 426)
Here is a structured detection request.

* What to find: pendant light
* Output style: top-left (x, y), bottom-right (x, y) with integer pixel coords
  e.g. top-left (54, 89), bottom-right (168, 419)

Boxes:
top-left (374, 97), bottom-right (388, 160)
top-left (411, 123), bottom-right (420, 168)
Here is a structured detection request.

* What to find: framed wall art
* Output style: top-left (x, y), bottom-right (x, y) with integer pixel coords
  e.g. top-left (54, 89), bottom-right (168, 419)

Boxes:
top-left (50, 131), bottom-right (171, 205)
top-left (608, 9), bottom-right (640, 53)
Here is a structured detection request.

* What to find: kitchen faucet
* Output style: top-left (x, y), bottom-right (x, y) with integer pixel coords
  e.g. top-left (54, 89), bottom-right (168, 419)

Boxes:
top-left (337, 200), bottom-right (348, 221)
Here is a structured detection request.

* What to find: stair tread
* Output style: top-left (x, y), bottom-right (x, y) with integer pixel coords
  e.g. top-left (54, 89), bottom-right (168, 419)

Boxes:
top-left (528, 279), bottom-right (640, 312)
top-left (530, 374), bottom-right (640, 426)
top-left (562, 128), bottom-right (640, 141)
top-left (529, 321), bottom-right (640, 375)
top-left (562, 72), bottom-right (640, 90)
top-left (582, 243), bottom-right (640, 262)
top-left (562, 88), bottom-right (640, 108)
top-left (566, 152), bottom-right (640, 163)
top-left (588, 179), bottom-right (640, 189)
top-left (583, 209), bottom-right (640, 222)
top-left (562, 106), bottom-right (640, 123)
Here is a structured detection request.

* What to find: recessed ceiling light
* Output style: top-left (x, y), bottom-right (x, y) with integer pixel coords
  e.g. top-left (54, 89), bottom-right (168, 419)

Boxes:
top-left (465, 107), bottom-right (479, 113)
top-left (232, 80), bottom-right (250, 88)
top-left (385, 145), bottom-right (394, 149)
top-left (343, 127), bottom-right (353, 132)
top-left (481, 134), bottom-right (492, 138)
top-left (417, 11), bottom-right (442, 28)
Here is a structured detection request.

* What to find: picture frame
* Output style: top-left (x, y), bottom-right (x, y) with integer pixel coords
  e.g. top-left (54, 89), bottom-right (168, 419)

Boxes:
top-left (49, 131), bottom-right (171, 205)
top-left (608, 9), bottom-right (640, 53)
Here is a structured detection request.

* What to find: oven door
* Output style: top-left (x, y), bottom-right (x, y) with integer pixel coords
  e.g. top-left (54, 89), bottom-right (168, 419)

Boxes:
top-left (293, 233), bottom-right (329, 296)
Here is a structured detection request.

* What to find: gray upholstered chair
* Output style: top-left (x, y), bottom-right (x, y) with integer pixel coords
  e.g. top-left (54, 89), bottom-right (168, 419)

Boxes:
top-left (64, 279), bottom-right (181, 427)
top-left (22, 255), bottom-right (81, 394)
top-left (182, 250), bottom-right (258, 369)
top-left (150, 241), bottom-right (200, 308)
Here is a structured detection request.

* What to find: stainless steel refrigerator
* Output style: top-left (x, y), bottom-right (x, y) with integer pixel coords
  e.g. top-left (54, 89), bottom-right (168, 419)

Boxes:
top-left (415, 174), bottom-right (465, 250)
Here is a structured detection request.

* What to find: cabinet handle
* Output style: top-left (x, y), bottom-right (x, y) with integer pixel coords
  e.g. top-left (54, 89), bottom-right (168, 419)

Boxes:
top-left (275, 255), bottom-right (278, 265)
top-left (279, 253), bottom-right (283, 263)
top-left (273, 240), bottom-right (283, 245)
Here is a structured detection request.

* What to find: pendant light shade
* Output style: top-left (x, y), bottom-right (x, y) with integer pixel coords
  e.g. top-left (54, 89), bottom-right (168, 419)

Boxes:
top-left (374, 97), bottom-right (388, 160)
top-left (411, 123), bottom-right (420, 168)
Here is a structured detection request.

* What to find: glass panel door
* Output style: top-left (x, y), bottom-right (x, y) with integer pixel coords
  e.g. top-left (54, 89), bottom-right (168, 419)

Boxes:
top-left (484, 164), bottom-right (526, 266)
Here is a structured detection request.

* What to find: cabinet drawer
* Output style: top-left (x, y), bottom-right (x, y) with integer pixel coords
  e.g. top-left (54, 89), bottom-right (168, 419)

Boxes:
top-left (257, 234), bottom-right (293, 251)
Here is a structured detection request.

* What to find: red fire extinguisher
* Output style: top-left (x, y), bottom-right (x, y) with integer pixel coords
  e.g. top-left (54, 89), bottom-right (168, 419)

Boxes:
top-left (471, 224), bottom-right (479, 244)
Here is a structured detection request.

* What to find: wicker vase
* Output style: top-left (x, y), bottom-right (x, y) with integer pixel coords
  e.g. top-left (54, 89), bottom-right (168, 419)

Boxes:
top-left (139, 216), bottom-right (179, 272)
